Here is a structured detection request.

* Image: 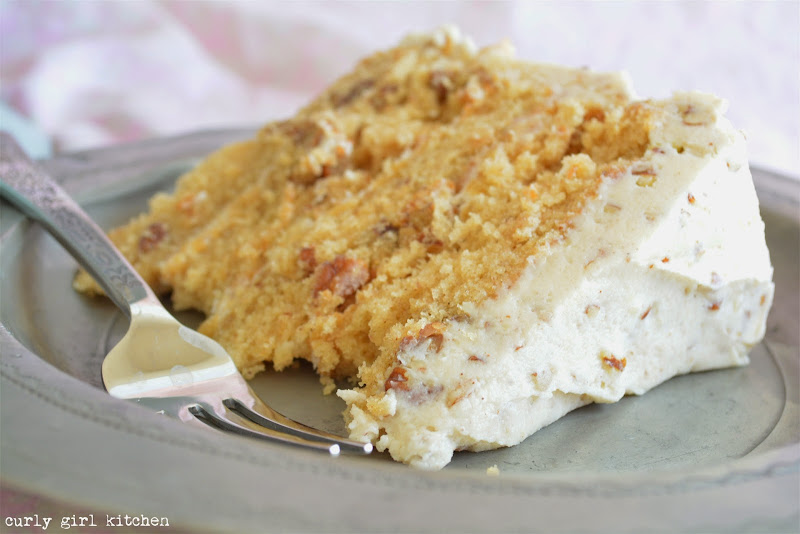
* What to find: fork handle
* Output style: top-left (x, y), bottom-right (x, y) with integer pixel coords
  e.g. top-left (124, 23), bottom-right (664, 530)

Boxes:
top-left (0, 133), bottom-right (155, 316)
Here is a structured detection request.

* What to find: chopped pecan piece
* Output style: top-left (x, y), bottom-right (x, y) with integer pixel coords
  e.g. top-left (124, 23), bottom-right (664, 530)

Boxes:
top-left (374, 221), bottom-right (400, 236)
top-left (298, 246), bottom-right (317, 276)
top-left (138, 222), bottom-right (168, 253)
top-left (446, 386), bottom-right (470, 408)
top-left (429, 70), bottom-right (454, 104)
top-left (385, 367), bottom-right (409, 391)
top-left (422, 236), bottom-right (444, 255)
top-left (680, 104), bottom-right (710, 126)
top-left (601, 353), bottom-right (627, 371)
top-left (632, 166), bottom-right (657, 186)
top-left (398, 321), bottom-right (446, 353)
top-left (584, 107), bottom-right (606, 122)
top-left (279, 120), bottom-right (324, 148)
top-left (600, 165), bottom-right (626, 181)
top-left (634, 170), bottom-right (657, 187)
top-left (398, 337), bottom-right (415, 352)
top-left (334, 79), bottom-right (375, 108)
top-left (406, 384), bottom-right (444, 405)
top-left (418, 322), bottom-right (445, 351)
top-left (369, 83), bottom-right (400, 110)
top-left (314, 255), bottom-right (370, 298)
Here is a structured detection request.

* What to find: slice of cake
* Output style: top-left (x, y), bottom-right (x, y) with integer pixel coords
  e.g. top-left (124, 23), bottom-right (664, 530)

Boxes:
top-left (75, 27), bottom-right (774, 469)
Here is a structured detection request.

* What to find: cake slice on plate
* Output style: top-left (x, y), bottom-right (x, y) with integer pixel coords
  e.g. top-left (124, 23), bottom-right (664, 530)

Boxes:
top-left (75, 27), bottom-right (773, 469)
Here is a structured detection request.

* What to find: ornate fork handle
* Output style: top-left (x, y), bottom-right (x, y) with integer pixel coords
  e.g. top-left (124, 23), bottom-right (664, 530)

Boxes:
top-left (0, 133), bottom-right (151, 316)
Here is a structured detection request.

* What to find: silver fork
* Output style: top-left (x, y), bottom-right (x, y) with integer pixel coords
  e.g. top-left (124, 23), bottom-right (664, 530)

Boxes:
top-left (0, 134), bottom-right (372, 456)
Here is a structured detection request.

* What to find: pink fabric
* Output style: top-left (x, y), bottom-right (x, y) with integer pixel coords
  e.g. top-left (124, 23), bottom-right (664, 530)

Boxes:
top-left (1, 2), bottom-right (797, 176)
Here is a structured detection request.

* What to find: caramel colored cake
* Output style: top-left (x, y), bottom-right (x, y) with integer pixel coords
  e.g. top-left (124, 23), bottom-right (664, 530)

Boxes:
top-left (76, 28), bottom-right (774, 469)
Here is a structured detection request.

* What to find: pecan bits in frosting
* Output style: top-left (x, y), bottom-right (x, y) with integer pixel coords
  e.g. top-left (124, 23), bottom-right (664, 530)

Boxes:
top-left (385, 366), bottom-right (409, 391)
top-left (398, 322), bottom-right (446, 353)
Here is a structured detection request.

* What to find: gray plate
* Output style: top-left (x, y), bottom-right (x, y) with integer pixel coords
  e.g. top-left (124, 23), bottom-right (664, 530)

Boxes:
top-left (1, 130), bottom-right (798, 533)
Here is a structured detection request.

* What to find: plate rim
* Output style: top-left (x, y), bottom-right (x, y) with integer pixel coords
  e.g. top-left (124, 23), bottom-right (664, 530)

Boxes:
top-left (1, 130), bottom-right (798, 533)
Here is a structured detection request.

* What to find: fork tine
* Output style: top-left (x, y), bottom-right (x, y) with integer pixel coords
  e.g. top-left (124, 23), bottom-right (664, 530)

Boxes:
top-left (188, 402), bottom-right (342, 455)
top-left (224, 394), bottom-right (373, 455)
top-left (137, 395), bottom-right (357, 455)
top-left (135, 375), bottom-right (373, 455)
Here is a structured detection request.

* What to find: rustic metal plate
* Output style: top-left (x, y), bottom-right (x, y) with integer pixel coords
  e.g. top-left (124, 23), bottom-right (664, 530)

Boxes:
top-left (1, 130), bottom-right (797, 532)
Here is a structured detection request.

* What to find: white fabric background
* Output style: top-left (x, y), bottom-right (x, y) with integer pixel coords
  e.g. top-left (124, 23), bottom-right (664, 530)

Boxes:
top-left (1, 1), bottom-right (798, 177)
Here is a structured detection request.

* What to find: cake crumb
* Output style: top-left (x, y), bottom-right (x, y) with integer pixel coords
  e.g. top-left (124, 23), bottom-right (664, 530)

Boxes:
top-left (486, 465), bottom-right (500, 476)
top-left (320, 375), bottom-right (337, 395)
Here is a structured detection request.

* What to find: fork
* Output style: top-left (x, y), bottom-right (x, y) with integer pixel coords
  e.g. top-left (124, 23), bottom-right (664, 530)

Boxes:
top-left (0, 134), bottom-right (372, 456)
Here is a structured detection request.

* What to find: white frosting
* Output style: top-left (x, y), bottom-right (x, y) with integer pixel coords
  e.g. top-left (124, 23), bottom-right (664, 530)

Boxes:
top-left (338, 91), bottom-right (774, 470)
